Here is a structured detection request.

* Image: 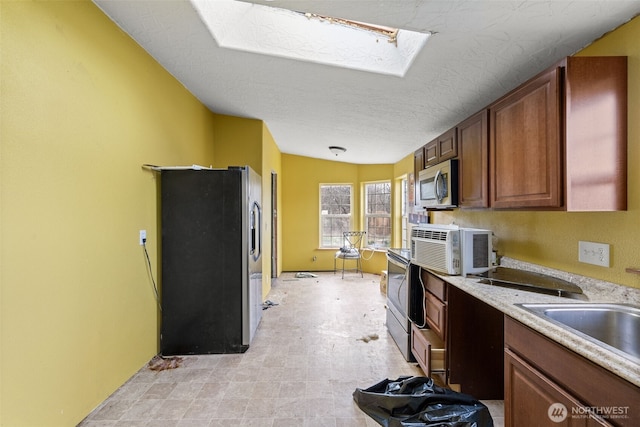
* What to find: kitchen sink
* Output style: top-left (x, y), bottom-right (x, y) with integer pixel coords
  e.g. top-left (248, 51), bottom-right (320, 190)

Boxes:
top-left (517, 303), bottom-right (640, 364)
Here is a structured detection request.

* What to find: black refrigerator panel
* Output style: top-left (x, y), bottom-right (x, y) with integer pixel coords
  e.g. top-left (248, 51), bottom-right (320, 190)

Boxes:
top-left (160, 168), bottom-right (251, 355)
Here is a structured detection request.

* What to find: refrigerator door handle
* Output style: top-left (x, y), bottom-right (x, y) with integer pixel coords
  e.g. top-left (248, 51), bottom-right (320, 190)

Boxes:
top-left (250, 201), bottom-right (262, 261)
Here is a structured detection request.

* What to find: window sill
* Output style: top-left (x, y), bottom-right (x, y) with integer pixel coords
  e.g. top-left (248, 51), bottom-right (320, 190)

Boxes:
top-left (318, 247), bottom-right (388, 252)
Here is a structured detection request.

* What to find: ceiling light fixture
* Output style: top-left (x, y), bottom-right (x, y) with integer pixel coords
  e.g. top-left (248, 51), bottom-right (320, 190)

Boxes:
top-left (329, 146), bottom-right (347, 156)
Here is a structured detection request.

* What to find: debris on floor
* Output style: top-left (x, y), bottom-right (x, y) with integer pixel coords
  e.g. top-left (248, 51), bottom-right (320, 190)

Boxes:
top-left (295, 272), bottom-right (318, 278)
top-left (148, 355), bottom-right (183, 371)
top-left (357, 333), bottom-right (380, 343)
top-left (262, 300), bottom-right (279, 310)
top-left (353, 376), bottom-right (494, 426)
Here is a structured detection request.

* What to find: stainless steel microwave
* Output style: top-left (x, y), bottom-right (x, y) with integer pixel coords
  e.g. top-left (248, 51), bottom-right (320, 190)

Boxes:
top-left (418, 159), bottom-right (458, 209)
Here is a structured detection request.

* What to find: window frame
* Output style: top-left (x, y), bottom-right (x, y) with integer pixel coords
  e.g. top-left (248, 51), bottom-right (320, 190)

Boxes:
top-left (363, 180), bottom-right (392, 249)
top-left (319, 183), bottom-right (354, 248)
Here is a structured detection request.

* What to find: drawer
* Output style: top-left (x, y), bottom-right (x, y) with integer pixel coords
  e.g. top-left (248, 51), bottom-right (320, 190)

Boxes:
top-left (425, 292), bottom-right (447, 340)
top-left (411, 323), bottom-right (445, 376)
top-left (421, 269), bottom-right (447, 301)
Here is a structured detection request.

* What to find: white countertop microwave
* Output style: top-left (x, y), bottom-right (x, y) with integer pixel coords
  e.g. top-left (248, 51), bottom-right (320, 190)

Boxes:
top-left (418, 159), bottom-right (458, 209)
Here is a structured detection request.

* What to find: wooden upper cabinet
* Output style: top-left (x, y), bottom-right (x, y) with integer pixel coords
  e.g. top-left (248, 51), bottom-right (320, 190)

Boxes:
top-left (489, 66), bottom-right (563, 209)
top-left (437, 127), bottom-right (458, 162)
top-left (414, 146), bottom-right (425, 175)
top-left (424, 140), bottom-right (438, 166)
top-left (424, 127), bottom-right (458, 167)
top-left (415, 56), bottom-right (626, 211)
top-left (564, 56), bottom-right (627, 211)
top-left (458, 110), bottom-right (489, 208)
top-left (413, 147), bottom-right (425, 209)
top-left (488, 56), bottom-right (627, 210)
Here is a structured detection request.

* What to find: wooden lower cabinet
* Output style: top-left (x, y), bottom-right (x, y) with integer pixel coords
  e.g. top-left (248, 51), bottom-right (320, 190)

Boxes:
top-left (421, 268), bottom-right (447, 301)
top-left (447, 285), bottom-right (504, 399)
top-left (412, 269), bottom-right (449, 380)
top-left (505, 316), bottom-right (638, 427)
top-left (412, 270), bottom-right (503, 399)
top-left (505, 349), bottom-right (610, 426)
top-left (411, 322), bottom-right (445, 377)
top-left (424, 291), bottom-right (446, 338)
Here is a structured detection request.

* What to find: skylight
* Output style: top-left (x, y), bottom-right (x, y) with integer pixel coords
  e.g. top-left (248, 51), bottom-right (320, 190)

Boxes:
top-left (191, 0), bottom-right (430, 77)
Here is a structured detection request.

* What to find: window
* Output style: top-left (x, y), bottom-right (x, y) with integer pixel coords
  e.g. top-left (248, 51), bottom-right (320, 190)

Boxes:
top-left (320, 184), bottom-right (352, 247)
top-left (365, 181), bottom-right (391, 248)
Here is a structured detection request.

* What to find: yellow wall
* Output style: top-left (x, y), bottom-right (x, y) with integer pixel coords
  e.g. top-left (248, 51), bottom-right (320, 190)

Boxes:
top-left (280, 155), bottom-right (391, 274)
top-left (281, 155), bottom-right (357, 272)
top-left (212, 114), bottom-right (263, 174)
top-left (0, 2), bottom-right (275, 425)
top-left (393, 154), bottom-right (414, 180)
top-left (211, 114), bottom-right (282, 297)
top-left (262, 124), bottom-right (284, 281)
top-left (430, 16), bottom-right (640, 289)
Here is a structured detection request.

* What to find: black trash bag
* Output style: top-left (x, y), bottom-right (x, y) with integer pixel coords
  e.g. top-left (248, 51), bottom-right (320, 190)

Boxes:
top-left (353, 376), bottom-right (493, 427)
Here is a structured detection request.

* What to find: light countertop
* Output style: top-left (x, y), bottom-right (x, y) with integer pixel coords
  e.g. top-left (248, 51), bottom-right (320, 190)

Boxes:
top-left (437, 257), bottom-right (640, 388)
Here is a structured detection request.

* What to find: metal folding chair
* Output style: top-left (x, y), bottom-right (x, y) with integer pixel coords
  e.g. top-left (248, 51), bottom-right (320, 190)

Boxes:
top-left (334, 231), bottom-right (366, 278)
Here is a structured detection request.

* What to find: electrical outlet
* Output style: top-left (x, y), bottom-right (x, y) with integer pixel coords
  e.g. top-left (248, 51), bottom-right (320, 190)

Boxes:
top-left (139, 230), bottom-right (147, 246)
top-left (578, 241), bottom-right (610, 267)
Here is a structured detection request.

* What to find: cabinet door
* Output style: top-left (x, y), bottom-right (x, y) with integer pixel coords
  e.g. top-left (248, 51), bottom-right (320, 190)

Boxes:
top-left (505, 317), bottom-right (638, 426)
top-left (422, 269), bottom-right (447, 301)
top-left (424, 128), bottom-right (458, 168)
top-left (414, 147), bottom-right (425, 210)
top-left (564, 56), bottom-right (627, 211)
top-left (425, 292), bottom-right (446, 339)
top-left (490, 66), bottom-right (562, 208)
top-left (437, 127), bottom-right (458, 162)
top-left (458, 110), bottom-right (489, 208)
top-left (411, 323), bottom-right (431, 373)
top-left (505, 349), bottom-right (601, 427)
top-left (414, 147), bottom-right (425, 173)
top-left (424, 139), bottom-right (438, 166)
top-left (411, 323), bottom-right (445, 377)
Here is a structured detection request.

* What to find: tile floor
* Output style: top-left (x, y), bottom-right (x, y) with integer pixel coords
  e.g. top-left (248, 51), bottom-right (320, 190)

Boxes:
top-left (79, 272), bottom-right (504, 426)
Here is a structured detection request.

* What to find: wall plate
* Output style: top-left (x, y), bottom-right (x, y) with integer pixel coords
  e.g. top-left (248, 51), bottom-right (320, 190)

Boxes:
top-left (578, 241), bottom-right (610, 267)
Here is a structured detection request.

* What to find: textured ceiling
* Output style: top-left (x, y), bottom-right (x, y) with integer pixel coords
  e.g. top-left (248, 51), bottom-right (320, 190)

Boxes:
top-left (93, 0), bottom-right (640, 164)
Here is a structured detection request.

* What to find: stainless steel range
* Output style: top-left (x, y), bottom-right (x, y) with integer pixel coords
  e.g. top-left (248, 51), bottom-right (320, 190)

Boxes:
top-left (386, 248), bottom-right (419, 362)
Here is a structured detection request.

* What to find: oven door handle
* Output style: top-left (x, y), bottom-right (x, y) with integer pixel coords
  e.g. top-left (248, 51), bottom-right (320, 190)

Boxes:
top-left (387, 257), bottom-right (409, 297)
top-left (387, 252), bottom-right (409, 267)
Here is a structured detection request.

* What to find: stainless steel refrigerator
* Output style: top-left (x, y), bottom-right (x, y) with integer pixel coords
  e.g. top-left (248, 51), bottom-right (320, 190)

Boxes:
top-left (159, 166), bottom-right (262, 355)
